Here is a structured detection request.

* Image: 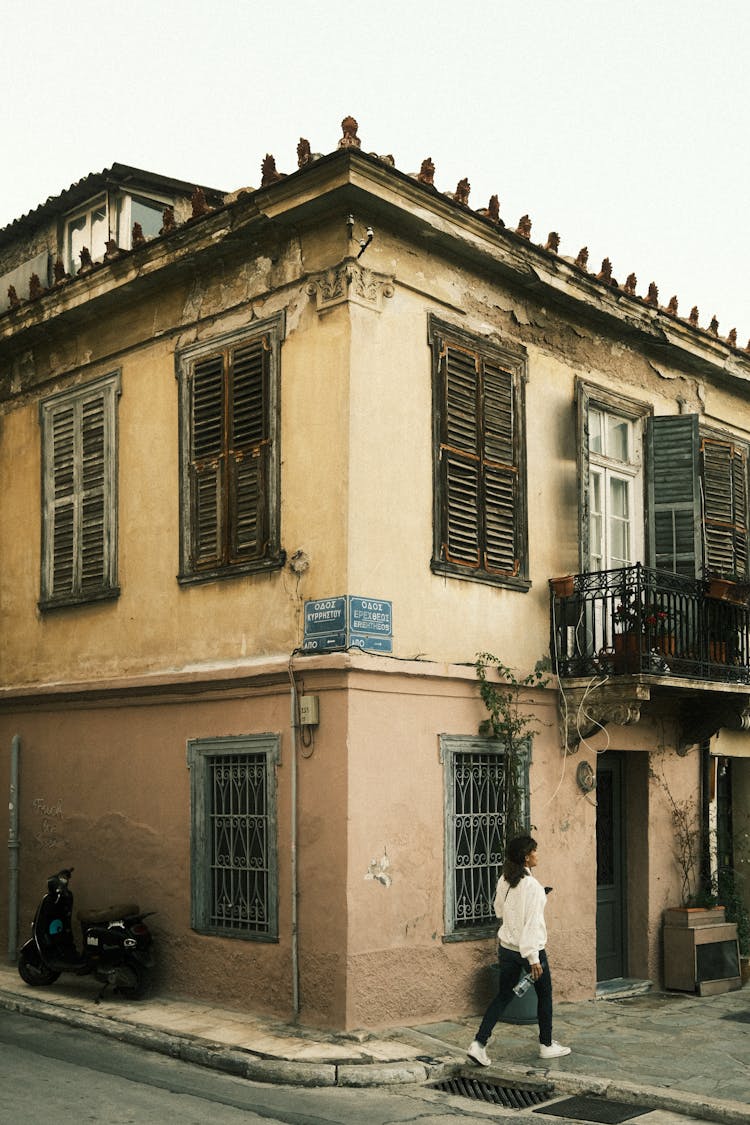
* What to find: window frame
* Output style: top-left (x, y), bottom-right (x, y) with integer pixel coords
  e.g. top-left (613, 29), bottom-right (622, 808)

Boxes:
top-left (176, 315), bottom-right (285, 585)
top-left (441, 734), bottom-right (531, 941)
top-left (187, 734), bottom-right (280, 942)
top-left (39, 370), bottom-right (121, 610)
top-left (429, 316), bottom-right (529, 590)
top-left (64, 189), bottom-right (172, 273)
top-left (576, 380), bottom-right (651, 572)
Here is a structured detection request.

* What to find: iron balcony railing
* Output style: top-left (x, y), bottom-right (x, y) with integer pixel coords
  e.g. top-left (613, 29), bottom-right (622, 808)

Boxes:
top-left (550, 563), bottom-right (750, 684)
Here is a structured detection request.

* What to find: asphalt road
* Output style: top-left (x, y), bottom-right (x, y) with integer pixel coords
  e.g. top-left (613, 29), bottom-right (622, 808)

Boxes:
top-left (0, 1007), bottom-right (522, 1124)
top-left (0, 1008), bottom-right (722, 1125)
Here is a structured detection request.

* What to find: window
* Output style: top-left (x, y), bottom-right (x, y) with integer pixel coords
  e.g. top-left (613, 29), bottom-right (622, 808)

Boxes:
top-left (441, 734), bottom-right (530, 939)
top-left (576, 382), bottom-right (649, 572)
top-left (588, 406), bottom-right (642, 570)
top-left (188, 735), bottom-right (279, 940)
top-left (177, 317), bottom-right (284, 583)
top-left (64, 191), bottom-right (170, 273)
top-left (429, 317), bottom-right (529, 588)
top-left (66, 196), bottom-right (108, 273)
top-left (39, 372), bottom-right (120, 609)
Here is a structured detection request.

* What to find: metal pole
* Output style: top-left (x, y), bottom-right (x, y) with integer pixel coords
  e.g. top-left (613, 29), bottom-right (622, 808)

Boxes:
top-left (8, 735), bottom-right (20, 963)
top-left (289, 666), bottom-right (300, 1018)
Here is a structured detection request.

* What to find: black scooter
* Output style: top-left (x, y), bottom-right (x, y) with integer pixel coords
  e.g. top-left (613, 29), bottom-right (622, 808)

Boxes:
top-left (18, 868), bottom-right (155, 1000)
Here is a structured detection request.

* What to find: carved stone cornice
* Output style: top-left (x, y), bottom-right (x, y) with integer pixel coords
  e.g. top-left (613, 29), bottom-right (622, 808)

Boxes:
top-left (560, 681), bottom-right (651, 753)
top-left (306, 258), bottom-right (395, 315)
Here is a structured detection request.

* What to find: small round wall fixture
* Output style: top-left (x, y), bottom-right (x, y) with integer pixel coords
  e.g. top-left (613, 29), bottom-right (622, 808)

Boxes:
top-left (576, 760), bottom-right (596, 793)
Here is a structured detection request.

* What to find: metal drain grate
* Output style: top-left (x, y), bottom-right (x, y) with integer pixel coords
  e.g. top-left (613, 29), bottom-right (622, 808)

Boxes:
top-left (432, 1074), bottom-right (554, 1108)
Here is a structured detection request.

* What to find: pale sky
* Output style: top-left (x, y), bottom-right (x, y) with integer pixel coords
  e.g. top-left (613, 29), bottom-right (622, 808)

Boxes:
top-left (2, 0), bottom-right (749, 344)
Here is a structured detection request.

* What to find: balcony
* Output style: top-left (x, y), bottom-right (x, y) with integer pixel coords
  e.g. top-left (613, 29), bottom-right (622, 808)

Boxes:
top-left (549, 564), bottom-right (750, 750)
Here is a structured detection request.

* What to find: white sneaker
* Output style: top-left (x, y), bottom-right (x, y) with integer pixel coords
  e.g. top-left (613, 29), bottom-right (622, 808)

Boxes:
top-left (467, 1039), bottom-right (491, 1067)
top-left (539, 1040), bottom-right (571, 1059)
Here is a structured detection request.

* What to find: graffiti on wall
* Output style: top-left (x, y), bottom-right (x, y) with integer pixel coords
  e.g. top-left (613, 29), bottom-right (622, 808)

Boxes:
top-left (32, 797), bottom-right (65, 850)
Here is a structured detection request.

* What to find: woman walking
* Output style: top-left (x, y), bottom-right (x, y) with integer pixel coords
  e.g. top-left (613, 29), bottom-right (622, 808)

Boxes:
top-left (467, 834), bottom-right (571, 1065)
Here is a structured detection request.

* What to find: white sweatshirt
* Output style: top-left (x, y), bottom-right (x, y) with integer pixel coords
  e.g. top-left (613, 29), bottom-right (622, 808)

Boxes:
top-left (494, 869), bottom-right (548, 964)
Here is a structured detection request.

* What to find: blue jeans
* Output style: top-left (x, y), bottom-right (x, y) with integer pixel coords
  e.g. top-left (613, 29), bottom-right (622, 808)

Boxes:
top-left (476, 945), bottom-right (554, 1047)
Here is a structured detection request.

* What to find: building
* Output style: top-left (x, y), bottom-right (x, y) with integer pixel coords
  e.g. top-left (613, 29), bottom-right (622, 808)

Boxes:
top-left (1, 118), bottom-right (748, 1029)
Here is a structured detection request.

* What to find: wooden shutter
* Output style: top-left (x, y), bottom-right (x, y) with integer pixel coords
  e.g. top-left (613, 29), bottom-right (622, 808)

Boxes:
top-left (190, 354), bottom-right (225, 568)
top-left (228, 339), bottom-right (269, 561)
top-left (647, 414), bottom-right (701, 576)
top-left (441, 345), bottom-right (481, 566)
top-left (50, 405), bottom-right (76, 596)
top-left (702, 436), bottom-right (748, 575)
top-left (46, 389), bottom-right (110, 599)
top-left (482, 359), bottom-right (517, 575)
top-left (440, 344), bottom-right (517, 574)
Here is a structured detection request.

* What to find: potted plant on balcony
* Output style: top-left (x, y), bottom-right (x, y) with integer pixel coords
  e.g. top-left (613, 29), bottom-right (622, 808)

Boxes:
top-left (611, 595), bottom-right (673, 673)
top-left (704, 568), bottom-right (750, 606)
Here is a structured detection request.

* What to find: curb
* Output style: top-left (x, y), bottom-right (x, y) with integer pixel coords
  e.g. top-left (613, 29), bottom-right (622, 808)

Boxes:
top-left (1, 986), bottom-right (748, 1120)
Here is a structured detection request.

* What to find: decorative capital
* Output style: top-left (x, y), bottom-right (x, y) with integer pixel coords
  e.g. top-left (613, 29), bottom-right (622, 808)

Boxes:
top-left (306, 260), bottom-right (395, 315)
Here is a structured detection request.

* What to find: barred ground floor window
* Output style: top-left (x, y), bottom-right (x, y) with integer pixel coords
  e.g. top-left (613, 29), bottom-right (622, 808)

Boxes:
top-left (188, 734), bottom-right (279, 940)
top-left (441, 734), bottom-right (530, 940)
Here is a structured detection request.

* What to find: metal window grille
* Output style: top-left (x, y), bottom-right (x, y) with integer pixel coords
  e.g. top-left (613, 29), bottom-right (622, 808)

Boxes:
top-left (208, 752), bottom-right (271, 934)
top-left (452, 750), bottom-right (507, 930)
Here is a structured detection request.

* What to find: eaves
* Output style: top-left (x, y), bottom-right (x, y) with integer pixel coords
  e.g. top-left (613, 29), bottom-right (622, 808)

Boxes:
top-left (253, 149), bottom-right (750, 388)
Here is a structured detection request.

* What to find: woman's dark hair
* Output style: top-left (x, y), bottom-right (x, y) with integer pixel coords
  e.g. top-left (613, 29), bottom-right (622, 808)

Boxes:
top-left (502, 835), bottom-right (537, 888)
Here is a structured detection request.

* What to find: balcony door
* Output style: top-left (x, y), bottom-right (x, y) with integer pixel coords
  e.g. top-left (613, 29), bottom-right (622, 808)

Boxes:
top-left (588, 406), bottom-right (643, 571)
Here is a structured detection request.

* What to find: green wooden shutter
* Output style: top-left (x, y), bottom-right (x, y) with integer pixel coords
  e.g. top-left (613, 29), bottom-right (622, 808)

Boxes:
top-left (648, 414), bottom-right (701, 576)
top-left (190, 354), bottom-right (225, 568)
top-left (229, 339), bottom-right (269, 562)
top-left (482, 359), bottom-right (517, 575)
top-left (441, 345), bottom-right (481, 566)
top-left (702, 436), bottom-right (748, 576)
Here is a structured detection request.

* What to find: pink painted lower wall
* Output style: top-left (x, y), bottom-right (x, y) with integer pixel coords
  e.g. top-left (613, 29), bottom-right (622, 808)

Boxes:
top-left (0, 657), bottom-right (694, 1030)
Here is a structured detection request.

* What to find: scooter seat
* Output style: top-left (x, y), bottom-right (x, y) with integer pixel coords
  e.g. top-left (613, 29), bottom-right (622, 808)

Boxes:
top-left (77, 903), bottom-right (140, 925)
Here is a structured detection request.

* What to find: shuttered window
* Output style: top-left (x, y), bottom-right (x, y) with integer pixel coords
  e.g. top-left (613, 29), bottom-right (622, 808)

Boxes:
top-left (178, 319), bottom-right (283, 582)
top-left (647, 417), bottom-right (748, 578)
top-left (702, 436), bottom-right (748, 576)
top-left (648, 415), bottom-right (702, 576)
top-left (430, 318), bottom-right (528, 587)
top-left (39, 372), bottom-right (120, 608)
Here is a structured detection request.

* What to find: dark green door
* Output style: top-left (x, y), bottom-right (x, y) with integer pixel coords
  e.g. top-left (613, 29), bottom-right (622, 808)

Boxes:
top-left (596, 752), bottom-right (627, 980)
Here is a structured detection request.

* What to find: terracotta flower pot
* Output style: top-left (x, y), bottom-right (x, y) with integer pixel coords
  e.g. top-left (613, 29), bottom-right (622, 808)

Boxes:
top-left (549, 575), bottom-right (574, 598)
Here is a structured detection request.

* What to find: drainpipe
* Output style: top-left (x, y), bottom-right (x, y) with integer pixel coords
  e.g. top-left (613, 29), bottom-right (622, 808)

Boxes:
top-left (8, 735), bottom-right (20, 963)
top-left (289, 665), bottom-right (300, 1017)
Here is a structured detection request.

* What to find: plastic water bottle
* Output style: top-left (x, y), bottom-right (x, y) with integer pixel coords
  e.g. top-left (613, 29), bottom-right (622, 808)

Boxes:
top-left (513, 971), bottom-right (534, 997)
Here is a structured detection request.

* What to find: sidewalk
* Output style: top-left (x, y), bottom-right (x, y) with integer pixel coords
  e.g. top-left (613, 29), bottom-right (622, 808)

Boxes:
top-left (1, 964), bottom-right (748, 1123)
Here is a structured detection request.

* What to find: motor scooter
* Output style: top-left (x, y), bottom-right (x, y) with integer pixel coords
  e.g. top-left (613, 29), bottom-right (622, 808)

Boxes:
top-left (18, 867), bottom-right (155, 1000)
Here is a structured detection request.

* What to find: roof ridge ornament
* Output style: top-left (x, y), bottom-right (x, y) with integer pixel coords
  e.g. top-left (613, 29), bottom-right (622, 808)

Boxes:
top-left (338, 116), bottom-right (361, 148)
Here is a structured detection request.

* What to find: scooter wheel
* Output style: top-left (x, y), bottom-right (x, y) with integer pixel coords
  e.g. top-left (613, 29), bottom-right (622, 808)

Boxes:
top-left (116, 961), bottom-right (149, 1000)
top-left (18, 946), bottom-right (61, 987)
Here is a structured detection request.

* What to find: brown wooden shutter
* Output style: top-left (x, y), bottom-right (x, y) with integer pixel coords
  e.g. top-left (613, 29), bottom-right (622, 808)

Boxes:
top-left (440, 344), bottom-right (518, 575)
top-left (441, 345), bottom-right (481, 566)
top-left (482, 359), bottom-right (517, 575)
top-left (190, 354), bottom-right (225, 568)
top-left (228, 339), bottom-right (269, 561)
top-left (702, 437), bottom-right (749, 576)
